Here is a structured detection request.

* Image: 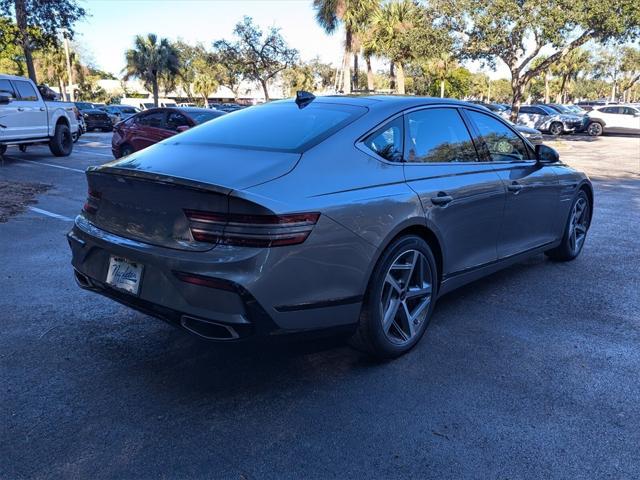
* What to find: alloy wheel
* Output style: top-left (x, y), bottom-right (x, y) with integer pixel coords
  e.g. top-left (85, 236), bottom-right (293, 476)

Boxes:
top-left (380, 249), bottom-right (433, 346)
top-left (588, 123), bottom-right (602, 136)
top-left (569, 197), bottom-right (589, 255)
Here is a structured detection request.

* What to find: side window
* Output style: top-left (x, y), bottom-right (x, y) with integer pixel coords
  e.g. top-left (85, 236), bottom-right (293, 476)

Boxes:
top-left (405, 108), bottom-right (478, 163)
top-left (166, 112), bottom-right (190, 131)
top-left (622, 107), bottom-right (637, 116)
top-left (136, 111), bottom-right (165, 128)
top-left (531, 107), bottom-right (546, 115)
top-left (466, 110), bottom-right (531, 162)
top-left (362, 117), bottom-right (403, 162)
top-left (519, 106), bottom-right (533, 114)
top-left (14, 81), bottom-right (38, 101)
top-left (0, 79), bottom-right (17, 98)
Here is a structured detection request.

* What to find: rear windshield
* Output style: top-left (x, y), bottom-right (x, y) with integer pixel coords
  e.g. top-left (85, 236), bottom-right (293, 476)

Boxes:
top-left (174, 101), bottom-right (367, 152)
top-left (188, 110), bottom-right (225, 124)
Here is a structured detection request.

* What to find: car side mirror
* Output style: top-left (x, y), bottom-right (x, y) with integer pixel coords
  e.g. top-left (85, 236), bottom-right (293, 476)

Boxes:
top-left (0, 93), bottom-right (12, 105)
top-left (176, 125), bottom-right (190, 133)
top-left (535, 144), bottom-right (559, 164)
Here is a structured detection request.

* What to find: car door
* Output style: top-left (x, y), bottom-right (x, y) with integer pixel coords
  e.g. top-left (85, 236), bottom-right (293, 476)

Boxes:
top-left (517, 106), bottom-right (540, 128)
top-left (620, 106), bottom-right (640, 133)
top-left (129, 110), bottom-right (169, 151)
top-left (0, 79), bottom-right (21, 140)
top-left (402, 107), bottom-right (505, 275)
top-left (11, 79), bottom-right (47, 138)
top-left (464, 109), bottom-right (560, 258)
top-left (592, 106), bottom-right (619, 132)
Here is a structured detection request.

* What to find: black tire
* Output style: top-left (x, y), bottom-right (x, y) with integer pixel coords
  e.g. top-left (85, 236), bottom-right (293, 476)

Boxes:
top-left (351, 235), bottom-right (438, 359)
top-left (549, 122), bottom-right (563, 136)
top-left (49, 123), bottom-right (73, 157)
top-left (587, 121), bottom-right (603, 137)
top-left (0, 144), bottom-right (6, 156)
top-left (18, 144), bottom-right (27, 152)
top-left (545, 190), bottom-right (591, 261)
top-left (119, 144), bottom-right (134, 157)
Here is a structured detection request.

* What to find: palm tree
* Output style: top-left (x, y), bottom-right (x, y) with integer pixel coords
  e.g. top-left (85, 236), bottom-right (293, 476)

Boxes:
top-left (368, 0), bottom-right (421, 94)
top-left (313, 0), bottom-right (378, 94)
top-left (550, 49), bottom-right (591, 103)
top-left (124, 34), bottom-right (180, 107)
top-left (193, 74), bottom-right (218, 107)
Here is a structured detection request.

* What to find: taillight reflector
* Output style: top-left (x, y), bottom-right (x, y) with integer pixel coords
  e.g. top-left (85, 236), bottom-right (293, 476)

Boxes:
top-left (82, 188), bottom-right (101, 214)
top-left (184, 210), bottom-right (320, 248)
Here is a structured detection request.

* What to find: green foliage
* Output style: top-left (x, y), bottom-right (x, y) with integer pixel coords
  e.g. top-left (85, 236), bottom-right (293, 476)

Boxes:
top-left (212, 16), bottom-right (298, 100)
top-left (124, 33), bottom-right (180, 107)
top-left (437, 0), bottom-right (640, 114)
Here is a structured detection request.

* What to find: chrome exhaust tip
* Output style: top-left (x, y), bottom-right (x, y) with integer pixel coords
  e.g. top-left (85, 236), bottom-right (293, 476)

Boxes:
top-left (180, 315), bottom-right (240, 341)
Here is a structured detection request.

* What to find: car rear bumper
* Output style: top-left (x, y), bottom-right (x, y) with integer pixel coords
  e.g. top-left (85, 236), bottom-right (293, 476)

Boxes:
top-left (67, 214), bottom-right (369, 341)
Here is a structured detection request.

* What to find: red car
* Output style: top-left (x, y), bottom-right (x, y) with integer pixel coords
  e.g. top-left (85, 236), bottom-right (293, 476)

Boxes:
top-left (111, 107), bottom-right (225, 158)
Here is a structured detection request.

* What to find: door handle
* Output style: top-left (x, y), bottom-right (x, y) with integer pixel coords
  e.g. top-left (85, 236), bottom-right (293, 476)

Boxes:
top-left (507, 182), bottom-right (524, 193)
top-left (39, 107), bottom-right (45, 111)
top-left (431, 193), bottom-right (453, 206)
top-left (17, 107), bottom-right (25, 112)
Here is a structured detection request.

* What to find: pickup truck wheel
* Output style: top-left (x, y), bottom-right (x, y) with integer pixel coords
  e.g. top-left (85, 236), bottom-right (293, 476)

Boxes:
top-left (19, 144), bottom-right (27, 153)
top-left (0, 145), bottom-right (6, 156)
top-left (49, 123), bottom-right (73, 157)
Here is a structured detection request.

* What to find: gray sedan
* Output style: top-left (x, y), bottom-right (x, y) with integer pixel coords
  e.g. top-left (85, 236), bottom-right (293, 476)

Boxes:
top-left (68, 95), bottom-right (593, 358)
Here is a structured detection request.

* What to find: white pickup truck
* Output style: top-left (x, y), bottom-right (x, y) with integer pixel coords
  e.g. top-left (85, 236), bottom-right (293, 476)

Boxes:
top-left (0, 74), bottom-right (80, 158)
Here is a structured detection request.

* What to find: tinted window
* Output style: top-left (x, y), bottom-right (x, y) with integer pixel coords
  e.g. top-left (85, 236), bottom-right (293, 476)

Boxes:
top-left (174, 102), bottom-right (366, 152)
top-left (14, 81), bottom-right (38, 101)
top-left (519, 106), bottom-right (534, 114)
top-left (405, 108), bottom-right (478, 163)
top-left (363, 117), bottom-right (403, 162)
top-left (0, 79), bottom-right (16, 97)
top-left (467, 110), bottom-right (531, 162)
top-left (600, 106), bottom-right (620, 114)
top-left (166, 112), bottom-right (190, 131)
top-left (76, 102), bottom-right (94, 110)
top-left (622, 107), bottom-right (638, 116)
top-left (137, 111), bottom-right (165, 128)
top-left (186, 110), bottom-right (225, 125)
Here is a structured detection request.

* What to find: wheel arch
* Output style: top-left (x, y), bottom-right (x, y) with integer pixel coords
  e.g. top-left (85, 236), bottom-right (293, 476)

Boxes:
top-left (578, 181), bottom-right (594, 223)
top-left (362, 218), bottom-right (445, 294)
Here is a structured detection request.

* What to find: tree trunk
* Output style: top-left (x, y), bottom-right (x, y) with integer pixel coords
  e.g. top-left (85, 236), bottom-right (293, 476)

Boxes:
top-left (63, 35), bottom-right (75, 101)
top-left (559, 74), bottom-right (568, 104)
top-left (353, 53), bottom-right (359, 91)
top-left (343, 28), bottom-right (352, 94)
top-left (510, 79), bottom-right (524, 123)
top-left (152, 76), bottom-right (159, 107)
top-left (544, 72), bottom-right (550, 104)
top-left (610, 82), bottom-right (616, 102)
top-left (440, 79), bottom-right (445, 98)
top-left (260, 79), bottom-right (270, 101)
top-left (389, 62), bottom-right (396, 92)
top-left (487, 81), bottom-right (491, 102)
top-left (396, 63), bottom-right (405, 95)
top-left (202, 93), bottom-right (208, 107)
top-left (366, 55), bottom-right (374, 92)
top-left (15, 0), bottom-right (37, 83)
top-left (59, 79), bottom-right (67, 101)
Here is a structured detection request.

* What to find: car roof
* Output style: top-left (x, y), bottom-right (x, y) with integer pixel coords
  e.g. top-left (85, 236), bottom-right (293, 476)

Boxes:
top-left (177, 107), bottom-right (218, 113)
top-left (274, 95), bottom-right (479, 111)
top-left (0, 74), bottom-right (31, 81)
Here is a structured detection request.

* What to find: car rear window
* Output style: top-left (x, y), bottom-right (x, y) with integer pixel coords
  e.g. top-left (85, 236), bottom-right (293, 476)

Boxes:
top-left (187, 110), bottom-right (225, 124)
top-left (174, 101), bottom-right (367, 152)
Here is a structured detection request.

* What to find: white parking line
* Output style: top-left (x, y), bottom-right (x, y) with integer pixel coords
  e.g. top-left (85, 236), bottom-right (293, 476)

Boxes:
top-left (12, 158), bottom-right (84, 173)
top-left (28, 207), bottom-right (74, 222)
top-left (73, 148), bottom-right (113, 158)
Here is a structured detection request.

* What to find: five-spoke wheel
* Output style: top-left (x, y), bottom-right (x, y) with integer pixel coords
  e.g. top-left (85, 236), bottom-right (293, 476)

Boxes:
top-left (352, 235), bottom-right (438, 358)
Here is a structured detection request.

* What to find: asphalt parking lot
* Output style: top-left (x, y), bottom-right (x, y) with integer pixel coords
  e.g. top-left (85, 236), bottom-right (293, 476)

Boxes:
top-left (1, 132), bottom-right (639, 479)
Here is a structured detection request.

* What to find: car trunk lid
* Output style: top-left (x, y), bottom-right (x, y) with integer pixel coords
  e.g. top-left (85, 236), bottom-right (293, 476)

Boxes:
top-left (84, 143), bottom-right (300, 251)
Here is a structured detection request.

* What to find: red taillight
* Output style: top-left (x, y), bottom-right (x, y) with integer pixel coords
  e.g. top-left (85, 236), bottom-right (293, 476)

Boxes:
top-left (173, 271), bottom-right (238, 291)
top-left (82, 188), bottom-right (101, 214)
top-left (184, 210), bottom-right (320, 247)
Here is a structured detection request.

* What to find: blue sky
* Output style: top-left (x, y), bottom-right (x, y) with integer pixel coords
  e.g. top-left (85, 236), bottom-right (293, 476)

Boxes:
top-left (75, 0), bottom-right (507, 78)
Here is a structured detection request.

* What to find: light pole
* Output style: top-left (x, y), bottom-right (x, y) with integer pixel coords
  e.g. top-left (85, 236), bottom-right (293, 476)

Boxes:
top-left (63, 33), bottom-right (75, 102)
